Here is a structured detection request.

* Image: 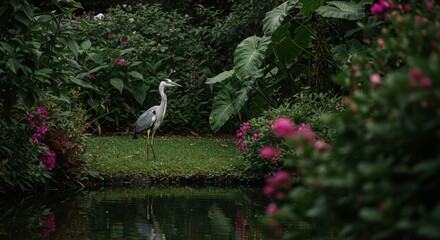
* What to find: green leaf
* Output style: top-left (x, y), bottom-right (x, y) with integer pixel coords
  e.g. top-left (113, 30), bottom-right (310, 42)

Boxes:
top-left (299, 0), bottom-right (324, 17)
top-left (81, 40), bottom-right (92, 51)
top-left (331, 39), bottom-right (364, 68)
top-left (67, 38), bottom-right (80, 57)
top-left (359, 208), bottom-right (383, 222)
top-left (209, 84), bottom-right (250, 132)
top-left (206, 70), bottom-right (234, 84)
top-left (316, 1), bottom-right (365, 20)
top-left (110, 78), bottom-right (124, 93)
top-left (263, 0), bottom-right (298, 36)
top-left (234, 36), bottom-right (271, 81)
top-left (133, 87), bottom-right (147, 105)
top-left (14, 12), bottom-right (30, 26)
top-left (70, 76), bottom-right (93, 89)
top-left (6, 58), bottom-right (20, 74)
top-left (35, 14), bottom-right (52, 22)
top-left (87, 52), bottom-right (102, 64)
top-left (128, 71), bottom-right (144, 80)
top-left (88, 65), bottom-right (107, 74)
top-left (0, 42), bottom-right (14, 55)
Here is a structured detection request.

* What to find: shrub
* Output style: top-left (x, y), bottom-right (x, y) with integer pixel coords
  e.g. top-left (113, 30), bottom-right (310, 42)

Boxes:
top-left (72, 4), bottom-right (218, 134)
top-left (236, 93), bottom-right (340, 177)
top-left (263, 1), bottom-right (440, 239)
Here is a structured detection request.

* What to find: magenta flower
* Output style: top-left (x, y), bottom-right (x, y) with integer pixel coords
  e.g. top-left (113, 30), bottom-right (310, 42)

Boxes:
top-left (295, 123), bottom-right (315, 142)
top-left (370, 74), bottom-right (381, 85)
top-left (263, 170), bottom-right (293, 200)
top-left (260, 146), bottom-right (280, 159)
top-left (427, 1), bottom-right (434, 10)
top-left (115, 57), bottom-right (128, 66)
top-left (41, 212), bottom-right (56, 239)
top-left (119, 38), bottom-right (128, 46)
top-left (37, 107), bottom-right (47, 115)
top-left (335, 103), bottom-right (341, 109)
top-left (107, 33), bottom-right (114, 40)
top-left (273, 118), bottom-right (295, 138)
top-left (314, 140), bottom-right (332, 152)
top-left (266, 203), bottom-right (278, 216)
top-left (371, 0), bottom-right (393, 19)
top-left (86, 74), bottom-right (94, 80)
top-left (252, 133), bottom-right (260, 141)
top-left (377, 38), bottom-right (385, 48)
top-left (38, 145), bottom-right (56, 170)
top-left (409, 69), bottom-right (431, 89)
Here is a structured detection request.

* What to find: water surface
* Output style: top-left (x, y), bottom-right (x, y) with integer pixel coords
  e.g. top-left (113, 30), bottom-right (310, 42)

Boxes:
top-left (0, 187), bottom-right (276, 240)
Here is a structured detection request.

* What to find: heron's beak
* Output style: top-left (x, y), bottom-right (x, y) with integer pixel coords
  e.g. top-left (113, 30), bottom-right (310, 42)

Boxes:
top-left (174, 82), bottom-right (183, 87)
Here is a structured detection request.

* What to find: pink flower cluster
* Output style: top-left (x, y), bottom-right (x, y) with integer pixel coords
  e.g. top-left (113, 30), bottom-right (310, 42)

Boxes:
top-left (28, 107), bottom-right (48, 142)
top-left (28, 107), bottom-right (56, 170)
top-left (41, 213), bottom-right (56, 239)
top-left (260, 146), bottom-right (282, 164)
top-left (115, 57), bottom-right (128, 66)
top-left (272, 118), bottom-right (315, 142)
top-left (370, 0), bottom-right (410, 20)
top-left (409, 69), bottom-right (431, 89)
top-left (39, 145), bottom-right (56, 170)
top-left (236, 122), bottom-right (251, 151)
top-left (263, 170), bottom-right (293, 200)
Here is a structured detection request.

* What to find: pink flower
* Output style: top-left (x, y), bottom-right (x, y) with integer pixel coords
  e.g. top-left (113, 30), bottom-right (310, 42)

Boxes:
top-left (266, 204), bottom-right (278, 216)
top-left (314, 140), bottom-right (332, 152)
top-left (295, 123), bottom-right (315, 142)
top-left (273, 118), bottom-right (295, 138)
top-left (427, 1), bottom-right (434, 10)
top-left (252, 133), bottom-right (260, 141)
top-left (377, 38), bottom-right (385, 48)
top-left (122, 3), bottom-right (127, 8)
top-left (371, 0), bottom-right (393, 19)
top-left (260, 146), bottom-right (279, 159)
top-left (335, 103), bottom-right (341, 109)
top-left (41, 212), bottom-right (56, 239)
top-left (37, 107), bottom-right (47, 115)
top-left (409, 69), bottom-right (431, 89)
top-left (107, 33), bottom-right (114, 39)
top-left (370, 74), bottom-right (381, 85)
top-left (86, 74), bottom-right (94, 80)
top-left (119, 38), bottom-right (128, 46)
top-left (263, 171), bottom-right (293, 200)
top-left (115, 57), bottom-right (128, 66)
top-left (352, 65), bottom-right (359, 77)
top-left (38, 145), bottom-right (56, 170)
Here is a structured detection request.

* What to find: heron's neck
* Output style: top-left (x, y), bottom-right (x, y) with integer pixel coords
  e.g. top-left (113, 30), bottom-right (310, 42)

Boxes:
top-left (158, 84), bottom-right (167, 115)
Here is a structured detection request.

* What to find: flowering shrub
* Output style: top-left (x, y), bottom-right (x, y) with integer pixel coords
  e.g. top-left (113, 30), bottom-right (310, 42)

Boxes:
top-left (28, 107), bottom-right (56, 170)
top-left (264, 1), bottom-right (440, 239)
top-left (236, 93), bottom-right (339, 177)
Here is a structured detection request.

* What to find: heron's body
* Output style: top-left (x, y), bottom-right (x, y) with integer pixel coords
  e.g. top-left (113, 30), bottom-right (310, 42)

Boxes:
top-left (132, 79), bottom-right (182, 160)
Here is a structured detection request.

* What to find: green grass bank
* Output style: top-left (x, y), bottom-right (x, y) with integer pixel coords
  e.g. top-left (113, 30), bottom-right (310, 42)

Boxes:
top-left (86, 136), bottom-right (259, 186)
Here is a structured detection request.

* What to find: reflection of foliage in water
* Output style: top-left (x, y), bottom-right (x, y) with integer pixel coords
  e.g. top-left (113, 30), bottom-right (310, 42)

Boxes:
top-left (0, 187), bottom-right (275, 240)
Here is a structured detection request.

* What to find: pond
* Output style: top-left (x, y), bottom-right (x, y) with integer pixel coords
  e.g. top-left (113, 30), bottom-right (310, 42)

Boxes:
top-left (0, 187), bottom-right (278, 240)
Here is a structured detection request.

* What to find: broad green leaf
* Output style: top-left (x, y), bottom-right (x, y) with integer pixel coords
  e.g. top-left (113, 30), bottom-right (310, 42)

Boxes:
top-left (331, 39), bottom-right (364, 68)
top-left (359, 208), bottom-right (383, 222)
top-left (209, 84), bottom-right (250, 132)
top-left (234, 36), bottom-right (271, 81)
top-left (14, 12), bottom-right (30, 26)
top-left (110, 78), bottom-right (124, 93)
top-left (70, 76), bottom-right (93, 89)
top-left (81, 40), bottom-right (92, 50)
top-left (87, 52), bottom-right (102, 64)
top-left (68, 38), bottom-right (80, 57)
top-left (6, 58), bottom-right (20, 74)
top-left (206, 70), bottom-right (234, 84)
top-left (316, 1), bottom-right (365, 20)
top-left (0, 42), bottom-right (14, 55)
top-left (88, 65), bottom-right (107, 74)
top-left (35, 14), bottom-right (52, 22)
top-left (128, 71), bottom-right (144, 80)
top-left (299, 0), bottom-right (324, 18)
top-left (263, 0), bottom-right (298, 36)
top-left (133, 87), bottom-right (146, 105)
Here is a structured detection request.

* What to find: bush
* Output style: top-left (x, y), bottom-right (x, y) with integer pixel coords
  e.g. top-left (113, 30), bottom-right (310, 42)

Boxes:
top-left (72, 4), bottom-right (218, 134)
top-left (263, 1), bottom-right (440, 239)
top-left (236, 93), bottom-right (340, 177)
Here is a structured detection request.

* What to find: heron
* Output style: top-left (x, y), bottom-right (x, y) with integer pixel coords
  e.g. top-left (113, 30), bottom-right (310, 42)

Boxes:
top-left (132, 78), bottom-right (182, 160)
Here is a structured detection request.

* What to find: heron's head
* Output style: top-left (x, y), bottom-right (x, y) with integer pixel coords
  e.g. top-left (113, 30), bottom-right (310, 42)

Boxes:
top-left (161, 78), bottom-right (182, 88)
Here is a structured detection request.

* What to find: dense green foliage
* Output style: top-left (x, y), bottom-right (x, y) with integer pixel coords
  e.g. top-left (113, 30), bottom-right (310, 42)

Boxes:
top-left (263, 1), bottom-right (440, 239)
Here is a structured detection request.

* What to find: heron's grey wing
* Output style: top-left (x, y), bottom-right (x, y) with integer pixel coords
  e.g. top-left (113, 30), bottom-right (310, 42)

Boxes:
top-left (134, 106), bottom-right (158, 134)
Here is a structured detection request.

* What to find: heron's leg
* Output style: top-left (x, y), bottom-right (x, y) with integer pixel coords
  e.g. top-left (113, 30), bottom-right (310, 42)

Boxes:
top-left (151, 131), bottom-right (157, 160)
top-left (146, 130), bottom-right (150, 161)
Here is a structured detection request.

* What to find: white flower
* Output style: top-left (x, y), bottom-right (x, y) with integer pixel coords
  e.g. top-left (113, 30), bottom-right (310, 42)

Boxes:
top-left (128, 18), bottom-right (135, 23)
top-left (94, 13), bottom-right (105, 20)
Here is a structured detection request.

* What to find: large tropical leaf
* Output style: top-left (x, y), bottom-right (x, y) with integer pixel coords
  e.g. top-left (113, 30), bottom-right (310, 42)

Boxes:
top-left (316, 1), bottom-right (365, 20)
top-left (206, 70), bottom-right (234, 84)
top-left (299, 0), bottom-right (324, 18)
top-left (263, 0), bottom-right (299, 36)
top-left (331, 39), bottom-right (364, 69)
top-left (234, 36), bottom-right (271, 81)
top-left (209, 84), bottom-right (250, 132)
